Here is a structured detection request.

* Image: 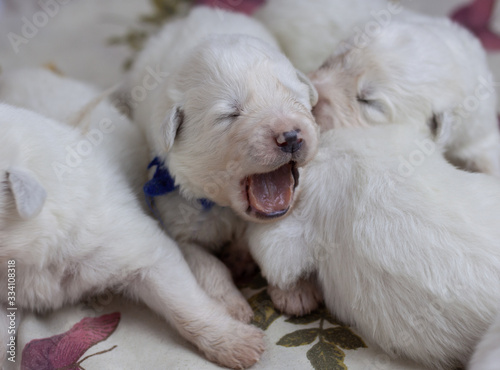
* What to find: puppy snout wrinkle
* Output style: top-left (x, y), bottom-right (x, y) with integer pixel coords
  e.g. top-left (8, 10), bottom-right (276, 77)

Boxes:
top-left (276, 130), bottom-right (303, 153)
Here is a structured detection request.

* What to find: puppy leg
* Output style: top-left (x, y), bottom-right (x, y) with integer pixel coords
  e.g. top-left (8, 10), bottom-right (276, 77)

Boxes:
top-left (268, 275), bottom-right (323, 316)
top-left (126, 233), bottom-right (264, 369)
top-left (246, 220), bottom-right (321, 315)
top-left (182, 242), bottom-right (254, 324)
top-left (246, 220), bottom-right (316, 289)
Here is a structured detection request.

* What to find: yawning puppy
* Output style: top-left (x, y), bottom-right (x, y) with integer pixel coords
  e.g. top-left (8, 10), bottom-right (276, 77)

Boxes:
top-left (247, 123), bottom-right (500, 369)
top-left (0, 69), bottom-right (264, 369)
top-left (309, 17), bottom-right (500, 175)
top-left (120, 6), bottom-right (319, 320)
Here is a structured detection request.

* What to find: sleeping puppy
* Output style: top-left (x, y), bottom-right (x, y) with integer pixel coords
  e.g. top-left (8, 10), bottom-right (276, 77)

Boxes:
top-left (120, 6), bottom-right (319, 321)
top-left (469, 309), bottom-right (500, 370)
top-left (246, 123), bottom-right (500, 369)
top-left (309, 17), bottom-right (500, 175)
top-left (0, 69), bottom-right (264, 369)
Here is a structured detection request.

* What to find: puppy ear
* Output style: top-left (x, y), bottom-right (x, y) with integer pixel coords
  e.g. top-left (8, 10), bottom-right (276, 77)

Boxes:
top-left (7, 167), bottom-right (47, 220)
top-left (158, 104), bottom-right (184, 153)
top-left (296, 70), bottom-right (319, 107)
top-left (429, 112), bottom-right (451, 148)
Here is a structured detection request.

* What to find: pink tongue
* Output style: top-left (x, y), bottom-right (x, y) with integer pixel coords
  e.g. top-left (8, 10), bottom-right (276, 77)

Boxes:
top-left (248, 164), bottom-right (294, 214)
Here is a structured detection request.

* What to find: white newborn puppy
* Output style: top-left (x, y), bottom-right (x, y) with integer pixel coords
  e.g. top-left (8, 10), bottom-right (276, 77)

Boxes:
top-left (254, 0), bottom-right (400, 73)
top-left (470, 310), bottom-right (500, 370)
top-left (310, 17), bottom-right (500, 175)
top-left (247, 123), bottom-right (500, 369)
top-left (121, 6), bottom-right (319, 320)
top-left (0, 69), bottom-right (264, 369)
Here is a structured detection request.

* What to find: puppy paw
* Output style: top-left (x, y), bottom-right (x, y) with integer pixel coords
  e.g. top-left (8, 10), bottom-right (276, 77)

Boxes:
top-left (218, 292), bottom-right (254, 324)
top-left (268, 278), bottom-right (323, 316)
top-left (202, 322), bottom-right (265, 369)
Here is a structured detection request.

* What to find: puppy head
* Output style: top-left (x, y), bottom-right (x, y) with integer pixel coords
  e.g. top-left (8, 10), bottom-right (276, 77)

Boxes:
top-left (309, 24), bottom-right (445, 132)
top-left (154, 35), bottom-right (319, 222)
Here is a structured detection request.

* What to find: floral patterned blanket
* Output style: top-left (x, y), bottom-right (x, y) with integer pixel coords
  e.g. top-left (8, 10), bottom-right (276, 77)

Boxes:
top-left (16, 275), bottom-right (429, 370)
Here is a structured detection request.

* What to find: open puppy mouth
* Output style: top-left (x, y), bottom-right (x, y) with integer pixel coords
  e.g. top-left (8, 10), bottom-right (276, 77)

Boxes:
top-left (245, 161), bottom-right (299, 220)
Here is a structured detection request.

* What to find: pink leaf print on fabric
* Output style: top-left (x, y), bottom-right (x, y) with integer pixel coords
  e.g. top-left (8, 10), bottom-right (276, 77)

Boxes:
top-left (452, 0), bottom-right (500, 51)
top-left (195, 0), bottom-right (265, 15)
top-left (21, 312), bottom-right (120, 370)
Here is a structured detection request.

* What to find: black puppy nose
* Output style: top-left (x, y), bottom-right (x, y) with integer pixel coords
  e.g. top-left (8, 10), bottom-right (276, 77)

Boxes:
top-left (276, 130), bottom-right (303, 153)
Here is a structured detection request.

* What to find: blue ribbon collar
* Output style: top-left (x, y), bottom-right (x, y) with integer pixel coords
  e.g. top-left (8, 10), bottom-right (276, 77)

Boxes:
top-left (143, 157), bottom-right (214, 211)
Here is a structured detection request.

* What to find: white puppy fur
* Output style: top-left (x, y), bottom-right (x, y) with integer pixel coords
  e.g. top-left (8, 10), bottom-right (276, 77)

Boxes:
top-left (309, 17), bottom-right (500, 176)
top-left (469, 309), bottom-right (500, 370)
top-left (0, 69), bottom-right (265, 369)
top-left (121, 6), bottom-right (319, 320)
top-left (254, 0), bottom-right (404, 73)
top-left (247, 123), bottom-right (500, 369)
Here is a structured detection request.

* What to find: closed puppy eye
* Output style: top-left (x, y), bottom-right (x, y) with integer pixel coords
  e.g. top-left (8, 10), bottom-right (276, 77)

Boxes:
top-left (216, 106), bottom-right (242, 123)
top-left (356, 95), bottom-right (385, 113)
top-left (356, 95), bottom-right (370, 104)
top-left (215, 100), bottom-right (243, 123)
top-left (356, 95), bottom-right (374, 106)
top-left (217, 111), bottom-right (240, 122)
